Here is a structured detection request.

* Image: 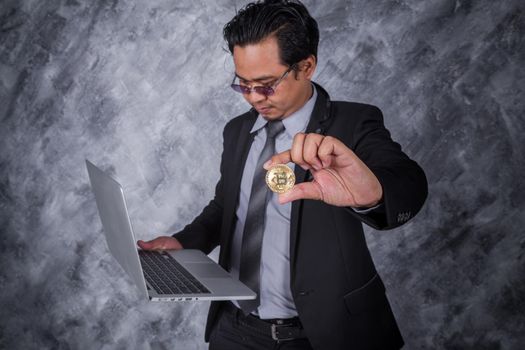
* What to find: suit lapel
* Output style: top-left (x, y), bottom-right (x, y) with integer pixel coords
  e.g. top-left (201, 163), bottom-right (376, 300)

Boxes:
top-left (290, 83), bottom-right (331, 270)
top-left (220, 111), bottom-right (257, 267)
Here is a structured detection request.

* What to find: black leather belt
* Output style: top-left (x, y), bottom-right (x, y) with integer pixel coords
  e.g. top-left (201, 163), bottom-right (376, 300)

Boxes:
top-left (222, 302), bottom-right (307, 342)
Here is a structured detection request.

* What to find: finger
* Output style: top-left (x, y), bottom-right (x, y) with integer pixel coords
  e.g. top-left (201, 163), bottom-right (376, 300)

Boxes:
top-left (137, 239), bottom-right (153, 250)
top-left (302, 134), bottom-right (324, 170)
top-left (137, 239), bottom-right (162, 250)
top-left (317, 136), bottom-right (353, 168)
top-left (278, 182), bottom-right (323, 204)
top-left (290, 133), bottom-right (309, 170)
top-left (264, 150), bottom-right (292, 170)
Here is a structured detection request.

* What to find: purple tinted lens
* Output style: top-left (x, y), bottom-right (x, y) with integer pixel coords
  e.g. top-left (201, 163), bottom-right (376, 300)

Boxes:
top-left (231, 84), bottom-right (274, 96)
top-left (254, 86), bottom-right (275, 96)
top-left (231, 84), bottom-right (246, 93)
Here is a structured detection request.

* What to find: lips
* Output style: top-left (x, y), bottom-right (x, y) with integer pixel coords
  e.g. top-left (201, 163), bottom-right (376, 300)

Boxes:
top-left (256, 106), bottom-right (272, 114)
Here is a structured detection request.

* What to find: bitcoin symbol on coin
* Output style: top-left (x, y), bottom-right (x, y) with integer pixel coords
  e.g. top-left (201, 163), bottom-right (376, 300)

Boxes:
top-left (265, 164), bottom-right (295, 193)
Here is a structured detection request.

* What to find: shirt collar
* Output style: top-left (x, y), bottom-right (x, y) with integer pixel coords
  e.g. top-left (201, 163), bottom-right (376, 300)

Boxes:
top-left (250, 84), bottom-right (318, 137)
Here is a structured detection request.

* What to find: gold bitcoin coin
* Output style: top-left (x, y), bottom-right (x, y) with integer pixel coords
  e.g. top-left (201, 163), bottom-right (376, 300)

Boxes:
top-left (265, 164), bottom-right (295, 193)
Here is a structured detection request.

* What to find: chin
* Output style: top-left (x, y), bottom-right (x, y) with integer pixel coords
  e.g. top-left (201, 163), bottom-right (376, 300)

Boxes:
top-left (260, 109), bottom-right (283, 119)
top-left (262, 114), bottom-right (283, 121)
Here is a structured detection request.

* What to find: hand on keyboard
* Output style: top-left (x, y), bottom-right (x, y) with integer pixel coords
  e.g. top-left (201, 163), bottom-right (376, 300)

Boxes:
top-left (137, 236), bottom-right (183, 251)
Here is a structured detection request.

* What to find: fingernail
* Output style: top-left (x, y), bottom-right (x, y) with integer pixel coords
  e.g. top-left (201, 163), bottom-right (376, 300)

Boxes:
top-left (263, 160), bottom-right (272, 169)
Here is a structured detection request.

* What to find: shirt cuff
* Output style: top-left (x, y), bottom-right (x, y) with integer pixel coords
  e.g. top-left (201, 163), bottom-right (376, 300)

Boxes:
top-left (350, 202), bottom-right (383, 214)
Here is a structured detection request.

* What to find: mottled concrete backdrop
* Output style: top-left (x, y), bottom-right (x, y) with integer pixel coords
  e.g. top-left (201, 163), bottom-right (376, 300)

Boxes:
top-left (1, 0), bottom-right (524, 349)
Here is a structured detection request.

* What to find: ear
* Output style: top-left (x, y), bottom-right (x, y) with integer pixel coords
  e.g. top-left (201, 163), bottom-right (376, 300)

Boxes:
top-left (301, 55), bottom-right (317, 80)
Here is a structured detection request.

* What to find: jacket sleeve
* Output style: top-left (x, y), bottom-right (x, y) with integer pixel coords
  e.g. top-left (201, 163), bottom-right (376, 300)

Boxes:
top-left (171, 127), bottom-right (228, 254)
top-left (345, 105), bottom-right (428, 230)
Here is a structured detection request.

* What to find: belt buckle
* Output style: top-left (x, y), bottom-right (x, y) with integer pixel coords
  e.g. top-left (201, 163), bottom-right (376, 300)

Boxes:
top-left (271, 323), bottom-right (295, 342)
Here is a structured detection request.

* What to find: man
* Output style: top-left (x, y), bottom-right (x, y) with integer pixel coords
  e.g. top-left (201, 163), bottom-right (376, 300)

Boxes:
top-left (138, 1), bottom-right (427, 349)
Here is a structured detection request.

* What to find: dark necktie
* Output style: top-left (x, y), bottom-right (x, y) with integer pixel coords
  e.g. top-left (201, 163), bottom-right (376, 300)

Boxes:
top-left (238, 120), bottom-right (285, 315)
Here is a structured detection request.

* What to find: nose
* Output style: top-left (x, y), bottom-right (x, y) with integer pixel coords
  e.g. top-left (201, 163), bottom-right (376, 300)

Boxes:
top-left (244, 90), bottom-right (266, 105)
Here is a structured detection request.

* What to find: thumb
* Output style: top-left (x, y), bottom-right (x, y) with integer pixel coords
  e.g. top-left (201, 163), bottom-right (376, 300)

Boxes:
top-left (278, 182), bottom-right (323, 204)
top-left (137, 239), bottom-right (155, 250)
top-left (264, 150), bottom-right (292, 170)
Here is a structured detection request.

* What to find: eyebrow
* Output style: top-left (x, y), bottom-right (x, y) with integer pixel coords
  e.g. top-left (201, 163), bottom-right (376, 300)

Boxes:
top-left (235, 73), bottom-right (277, 83)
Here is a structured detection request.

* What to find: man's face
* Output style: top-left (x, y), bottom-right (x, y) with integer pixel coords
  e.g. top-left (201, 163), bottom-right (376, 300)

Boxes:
top-left (232, 36), bottom-right (314, 120)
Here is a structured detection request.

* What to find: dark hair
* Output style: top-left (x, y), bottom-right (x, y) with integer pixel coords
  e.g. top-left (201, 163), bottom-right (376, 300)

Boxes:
top-left (223, 0), bottom-right (319, 67)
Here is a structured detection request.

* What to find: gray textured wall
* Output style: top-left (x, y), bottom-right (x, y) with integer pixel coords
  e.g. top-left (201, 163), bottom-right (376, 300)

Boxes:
top-left (1, 0), bottom-right (524, 349)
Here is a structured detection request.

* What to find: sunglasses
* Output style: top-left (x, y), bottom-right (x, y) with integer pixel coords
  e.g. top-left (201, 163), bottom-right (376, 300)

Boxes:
top-left (230, 65), bottom-right (295, 97)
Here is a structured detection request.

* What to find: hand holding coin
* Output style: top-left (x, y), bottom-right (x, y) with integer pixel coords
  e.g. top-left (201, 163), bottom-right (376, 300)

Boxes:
top-left (263, 133), bottom-right (383, 208)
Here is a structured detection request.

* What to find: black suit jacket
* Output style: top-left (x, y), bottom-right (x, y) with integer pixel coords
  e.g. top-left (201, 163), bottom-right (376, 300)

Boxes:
top-left (175, 83), bottom-right (428, 349)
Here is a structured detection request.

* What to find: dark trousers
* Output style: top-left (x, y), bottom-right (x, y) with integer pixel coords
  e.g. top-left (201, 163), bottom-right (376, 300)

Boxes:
top-left (209, 303), bottom-right (314, 350)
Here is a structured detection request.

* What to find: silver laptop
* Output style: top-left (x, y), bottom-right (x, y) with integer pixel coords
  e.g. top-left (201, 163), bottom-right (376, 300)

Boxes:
top-left (86, 159), bottom-right (256, 302)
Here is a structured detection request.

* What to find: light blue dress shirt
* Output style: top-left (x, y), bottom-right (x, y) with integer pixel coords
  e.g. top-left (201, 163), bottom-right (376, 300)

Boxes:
top-left (230, 86), bottom-right (318, 319)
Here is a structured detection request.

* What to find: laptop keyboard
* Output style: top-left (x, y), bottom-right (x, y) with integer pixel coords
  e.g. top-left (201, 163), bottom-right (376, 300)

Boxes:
top-left (138, 250), bottom-right (210, 295)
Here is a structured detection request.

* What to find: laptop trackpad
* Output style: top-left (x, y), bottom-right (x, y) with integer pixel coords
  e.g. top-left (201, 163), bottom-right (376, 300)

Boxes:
top-left (186, 263), bottom-right (230, 278)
